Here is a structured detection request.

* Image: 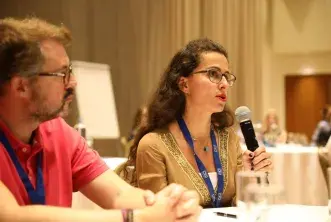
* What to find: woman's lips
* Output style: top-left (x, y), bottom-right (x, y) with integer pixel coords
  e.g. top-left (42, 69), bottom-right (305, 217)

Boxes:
top-left (216, 94), bottom-right (227, 102)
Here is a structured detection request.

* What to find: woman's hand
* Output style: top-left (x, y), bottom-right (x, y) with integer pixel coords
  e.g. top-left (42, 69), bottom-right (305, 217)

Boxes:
top-left (242, 147), bottom-right (272, 172)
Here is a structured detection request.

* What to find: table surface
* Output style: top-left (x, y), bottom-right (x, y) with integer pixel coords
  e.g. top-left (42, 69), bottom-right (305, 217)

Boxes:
top-left (267, 145), bottom-right (327, 153)
top-left (200, 205), bottom-right (329, 222)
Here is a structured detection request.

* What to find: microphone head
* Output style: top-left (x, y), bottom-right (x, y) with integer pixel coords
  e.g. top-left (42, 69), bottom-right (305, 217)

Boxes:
top-left (235, 106), bottom-right (251, 122)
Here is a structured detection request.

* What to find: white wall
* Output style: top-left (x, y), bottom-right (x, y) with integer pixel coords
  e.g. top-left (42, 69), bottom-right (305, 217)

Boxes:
top-left (261, 0), bottom-right (331, 128)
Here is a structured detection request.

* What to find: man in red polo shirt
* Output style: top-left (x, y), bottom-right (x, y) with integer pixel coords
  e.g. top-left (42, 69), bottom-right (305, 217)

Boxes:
top-left (0, 17), bottom-right (201, 222)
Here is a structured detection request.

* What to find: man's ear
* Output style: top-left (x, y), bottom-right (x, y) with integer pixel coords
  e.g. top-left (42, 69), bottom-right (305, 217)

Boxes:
top-left (10, 76), bottom-right (31, 98)
top-left (178, 77), bottom-right (190, 95)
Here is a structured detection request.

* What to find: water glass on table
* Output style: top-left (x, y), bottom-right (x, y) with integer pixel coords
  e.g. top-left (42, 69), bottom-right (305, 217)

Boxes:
top-left (236, 171), bottom-right (284, 222)
top-left (245, 183), bottom-right (286, 221)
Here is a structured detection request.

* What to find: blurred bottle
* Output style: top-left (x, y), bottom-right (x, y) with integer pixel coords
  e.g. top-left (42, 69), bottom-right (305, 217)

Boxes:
top-left (74, 118), bottom-right (86, 139)
top-left (74, 118), bottom-right (94, 148)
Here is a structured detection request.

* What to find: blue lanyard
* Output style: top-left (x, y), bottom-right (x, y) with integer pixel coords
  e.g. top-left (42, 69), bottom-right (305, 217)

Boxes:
top-left (0, 132), bottom-right (45, 205)
top-left (177, 117), bottom-right (224, 207)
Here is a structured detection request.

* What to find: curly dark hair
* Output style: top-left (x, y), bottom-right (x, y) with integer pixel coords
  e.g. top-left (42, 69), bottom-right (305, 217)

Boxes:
top-left (120, 38), bottom-right (235, 181)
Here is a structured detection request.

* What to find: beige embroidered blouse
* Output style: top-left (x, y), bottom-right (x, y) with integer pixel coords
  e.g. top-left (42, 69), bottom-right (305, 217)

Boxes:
top-left (135, 127), bottom-right (243, 207)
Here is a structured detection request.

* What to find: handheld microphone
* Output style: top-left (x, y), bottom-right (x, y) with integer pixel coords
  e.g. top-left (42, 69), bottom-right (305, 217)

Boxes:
top-left (235, 106), bottom-right (269, 184)
top-left (235, 106), bottom-right (259, 152)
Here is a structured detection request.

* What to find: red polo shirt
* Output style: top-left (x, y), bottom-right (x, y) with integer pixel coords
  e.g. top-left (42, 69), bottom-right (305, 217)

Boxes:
top-left (0, 117), bottom-right (109, 206)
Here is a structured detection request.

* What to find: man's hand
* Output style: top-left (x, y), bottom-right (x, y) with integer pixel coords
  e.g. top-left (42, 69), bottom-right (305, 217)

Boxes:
top-left (135, 184), bottom-right (201, 222)
top-left (156, 184), bottom-right (201, 220)
top-left (174, 190), bottom-right (200, 219)
top-left (142, 189), bottom-right (155, 206)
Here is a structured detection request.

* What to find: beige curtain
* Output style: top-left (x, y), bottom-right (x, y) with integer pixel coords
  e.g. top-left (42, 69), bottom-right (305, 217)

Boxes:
top-left (202, 0), bottom-right (263, 120)
top-left (0, 0), bottom-right (264, 156)
top-left (127, 0), bottom-right (202, 100)
top-left (127, 0), bottom-right (263, 120)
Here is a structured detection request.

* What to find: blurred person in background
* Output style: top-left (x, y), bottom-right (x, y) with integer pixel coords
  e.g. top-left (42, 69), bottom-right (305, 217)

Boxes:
top-left (261, 109), bottom-right (287, 147)
top-left (319, 124), bottom-right (331, 197)
top-left (118, 38), bottom-right (272, 208)
top-left (286, 132), bottom-right (309, 146)
top-left (0, 17), bottom-right (201, 222)
top-left (311, 105), bottom-right (331, 147)
top-left (121, 106), bottom-right (148, 156)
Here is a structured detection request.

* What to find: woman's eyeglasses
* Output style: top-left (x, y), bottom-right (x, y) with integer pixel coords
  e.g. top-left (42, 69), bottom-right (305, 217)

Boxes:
top-left (192, 68), bottom-right (236, 86)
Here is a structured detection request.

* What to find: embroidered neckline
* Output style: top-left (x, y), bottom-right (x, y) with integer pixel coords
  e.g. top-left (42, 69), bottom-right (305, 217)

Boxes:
top-left (158, 128), bottom-right (229, 207)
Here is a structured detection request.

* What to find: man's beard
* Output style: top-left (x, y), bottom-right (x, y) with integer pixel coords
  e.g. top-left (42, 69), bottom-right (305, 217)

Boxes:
top-left (31, 88), bottom-right (74, 122)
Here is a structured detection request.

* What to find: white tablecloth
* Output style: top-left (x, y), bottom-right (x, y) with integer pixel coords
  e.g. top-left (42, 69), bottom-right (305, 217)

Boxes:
top-left (201, 205), bottom-right (328, 222)
top-left (266, 146), bottom-right (328, 205)
top-left (102, 157), bottom-right (127, 170)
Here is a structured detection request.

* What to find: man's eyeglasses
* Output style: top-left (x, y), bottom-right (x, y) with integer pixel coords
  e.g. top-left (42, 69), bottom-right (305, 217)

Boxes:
top-left (192, 68), bottom-right (236, 86)
top-left (38, 65), bottom-right (72, 85)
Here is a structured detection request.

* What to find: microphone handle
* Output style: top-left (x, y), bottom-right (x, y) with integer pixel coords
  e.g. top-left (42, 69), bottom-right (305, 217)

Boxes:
top-left (240, 120), bottom-right (259, 152)
top-left (239, 119), bottom-right (270, 184)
